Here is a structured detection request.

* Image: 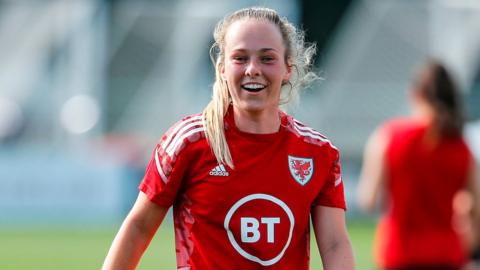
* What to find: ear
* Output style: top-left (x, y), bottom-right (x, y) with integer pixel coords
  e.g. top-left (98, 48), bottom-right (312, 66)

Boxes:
top-left (220, 64), bottom-right (226, 81)
top-left (283, 62), bottom-right (292, 82)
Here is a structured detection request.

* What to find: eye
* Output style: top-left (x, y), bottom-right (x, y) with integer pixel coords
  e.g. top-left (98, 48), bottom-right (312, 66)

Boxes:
top-left (261, 56), bottom-right (275, 63)
top-left (232, 56), bottom-right (247, 63)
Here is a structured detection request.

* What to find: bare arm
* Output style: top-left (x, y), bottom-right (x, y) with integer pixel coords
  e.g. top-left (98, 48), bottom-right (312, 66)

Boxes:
top-left (467, 159), bottom-right (480, 250)
top-left (356, 129), bottom-right (388, 212)
top-left (102, 192), bottom-right (169, 270)
top-left (311, 206), bottom-right (355, 270)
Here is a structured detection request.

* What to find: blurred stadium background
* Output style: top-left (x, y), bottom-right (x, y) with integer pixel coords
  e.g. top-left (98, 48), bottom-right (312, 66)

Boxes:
top-left (0, 0), bottom-right (479, 269)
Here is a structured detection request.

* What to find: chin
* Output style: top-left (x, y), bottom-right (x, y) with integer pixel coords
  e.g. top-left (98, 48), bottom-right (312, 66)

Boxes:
top-left (238, 102), bottom-right (273, 113)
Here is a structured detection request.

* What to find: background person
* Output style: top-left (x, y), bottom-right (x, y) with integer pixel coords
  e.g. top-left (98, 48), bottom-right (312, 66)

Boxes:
top-left (357, 59), bottom-right (480, 270)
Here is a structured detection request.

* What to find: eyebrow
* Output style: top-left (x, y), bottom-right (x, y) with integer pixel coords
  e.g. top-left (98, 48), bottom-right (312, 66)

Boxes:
top-left (230, 48), bottom-right (278, 53)
top-left (260, 48), bottom-right (276, 52)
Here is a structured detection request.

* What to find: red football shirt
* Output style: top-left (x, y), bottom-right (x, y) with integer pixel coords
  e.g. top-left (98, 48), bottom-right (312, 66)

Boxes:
top-left (375, 118), bottom-right (472, 268)
top-left (139, 108), bottom-right (346, 269)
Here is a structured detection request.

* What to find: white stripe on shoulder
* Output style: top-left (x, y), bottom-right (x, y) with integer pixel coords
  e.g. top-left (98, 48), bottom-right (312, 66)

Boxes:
top-left (294, 126), bottom-right (324, 141)
top-left (293, 123), bottom-right (326, 141)
top-left (161, 115), bottom-right (203, 151)
top-left (293, 120), bottom-right (326, 138)
top-left (292, 121), bottom-right (338, 150)
top-left (335, 176), bottom-right (342, 186)
top-left (154, 147), bottom-right (168, 183)
top-left (166, 127), bottom-right (205, 156)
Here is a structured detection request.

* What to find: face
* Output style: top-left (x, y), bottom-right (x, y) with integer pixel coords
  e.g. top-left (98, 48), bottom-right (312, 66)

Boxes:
top-left (221, 19), bottom-right (292, 114)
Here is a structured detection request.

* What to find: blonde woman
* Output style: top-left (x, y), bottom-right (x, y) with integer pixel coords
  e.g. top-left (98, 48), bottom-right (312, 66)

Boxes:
top-left (103, 7), bottom-right (354, 270)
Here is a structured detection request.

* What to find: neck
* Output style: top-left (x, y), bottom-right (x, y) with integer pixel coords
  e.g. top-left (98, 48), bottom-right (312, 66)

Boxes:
top-left (233, 107), bottom-right (281, 134)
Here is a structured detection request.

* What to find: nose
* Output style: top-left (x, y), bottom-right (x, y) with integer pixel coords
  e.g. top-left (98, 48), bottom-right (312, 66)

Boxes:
top-left (245, 60), bottom-right (261, 77)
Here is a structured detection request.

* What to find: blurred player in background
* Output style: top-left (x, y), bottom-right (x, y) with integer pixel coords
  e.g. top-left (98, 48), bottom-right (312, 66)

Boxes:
top-left (357, 59), bottom-right (480, 270)
top-left (103, 7), bottom-right (355, 270)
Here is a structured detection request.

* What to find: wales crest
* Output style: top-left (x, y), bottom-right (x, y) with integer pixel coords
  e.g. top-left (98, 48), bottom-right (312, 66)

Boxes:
top-left (288, 155), bottom-right (314, 186)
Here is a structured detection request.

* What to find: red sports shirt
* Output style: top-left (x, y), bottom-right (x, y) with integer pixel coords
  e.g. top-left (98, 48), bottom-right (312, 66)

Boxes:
top-left (375, 118), bottom-right (472, 268)
top-left (139, 108), bottom-right (346, 269)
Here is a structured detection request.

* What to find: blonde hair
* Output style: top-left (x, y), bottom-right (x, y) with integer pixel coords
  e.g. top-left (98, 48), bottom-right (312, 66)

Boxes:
top-left (203, 7), bottom-right (318, 168)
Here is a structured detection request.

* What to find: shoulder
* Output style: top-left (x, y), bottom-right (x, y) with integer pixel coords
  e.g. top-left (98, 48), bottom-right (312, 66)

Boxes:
top-left (448, 136), bottom-right (474, 158)
top-left (380, 117), bottom-right (409, 131)
top-left (369, 117), bottom-right (418, 147)
top-left (379, 117), bottom-right (421, 135)
top-left (284, 114), bottom-right (339, 156)
top-left (157, 113), bottom-right (206, 158)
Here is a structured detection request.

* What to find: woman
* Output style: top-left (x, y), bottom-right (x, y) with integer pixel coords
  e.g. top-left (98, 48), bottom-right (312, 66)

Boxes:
top-left (103, 7), bottom-right (355, 270)
top-left (357, 60), bottom-right (479, 270)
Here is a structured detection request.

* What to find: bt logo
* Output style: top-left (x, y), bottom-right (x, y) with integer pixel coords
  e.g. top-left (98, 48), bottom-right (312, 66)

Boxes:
top-left (224, 194), bottom-right (295, 266)
top-left (241, 217), bottom-right (280, 243)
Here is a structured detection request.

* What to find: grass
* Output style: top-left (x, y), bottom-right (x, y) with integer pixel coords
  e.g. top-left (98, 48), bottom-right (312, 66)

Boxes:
top-left (0, 221), bottom-right (375, 269)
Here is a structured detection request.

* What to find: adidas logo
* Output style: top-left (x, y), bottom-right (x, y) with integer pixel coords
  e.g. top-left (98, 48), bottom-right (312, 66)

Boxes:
top-left (209, 164), bottom-right (229, 176)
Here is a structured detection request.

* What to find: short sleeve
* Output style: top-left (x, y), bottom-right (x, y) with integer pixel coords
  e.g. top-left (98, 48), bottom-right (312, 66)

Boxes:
top-left (138, 114), bottom-right (206, 207)
top-left (312, 147), bottom-right (347, 210)
top-left (139, 115), bottom-right (203, 207)
top-left (139, 142), bottom-right (189, 207)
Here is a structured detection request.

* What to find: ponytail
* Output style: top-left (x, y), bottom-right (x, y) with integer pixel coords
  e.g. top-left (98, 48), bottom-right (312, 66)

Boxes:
top-left (415, 60), bottom-right (464, 137)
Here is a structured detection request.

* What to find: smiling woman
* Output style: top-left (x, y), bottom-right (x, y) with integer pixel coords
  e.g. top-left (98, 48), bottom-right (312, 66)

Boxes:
top-left (221, 19), bottom-right (291, 134)
top-left (222, 19), bottom-right (290, 120)
top-left (102, 7), bottom-right (355, 270)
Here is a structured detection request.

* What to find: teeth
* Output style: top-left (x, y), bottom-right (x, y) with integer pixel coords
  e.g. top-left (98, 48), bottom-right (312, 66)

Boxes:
top-left (243, 83), bottom-right (265, 90)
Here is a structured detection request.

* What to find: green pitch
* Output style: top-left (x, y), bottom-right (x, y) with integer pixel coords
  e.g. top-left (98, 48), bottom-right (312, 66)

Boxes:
top-left (0, 221), bottom-right (375, 269)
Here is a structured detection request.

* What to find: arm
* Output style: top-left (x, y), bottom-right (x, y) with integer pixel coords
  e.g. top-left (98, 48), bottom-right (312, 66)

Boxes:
top-left (356, 129), bottom-right (388, 212)
top-left (467, 159), bottom-right (480, 252)
top-left (311, 206), bottom-right (355, 270)
top-left (102, 192), bottom-right (169, 270)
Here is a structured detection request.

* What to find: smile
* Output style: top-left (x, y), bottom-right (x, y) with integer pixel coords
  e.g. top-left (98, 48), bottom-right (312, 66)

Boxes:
top-left (241, 83), bottom-right (266, 93)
